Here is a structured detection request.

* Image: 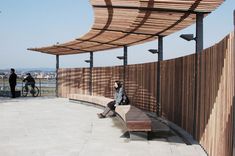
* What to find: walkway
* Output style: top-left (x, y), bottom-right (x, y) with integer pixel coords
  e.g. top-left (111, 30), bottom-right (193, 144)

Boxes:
top-left (0, 97), bottom-right (206, 156)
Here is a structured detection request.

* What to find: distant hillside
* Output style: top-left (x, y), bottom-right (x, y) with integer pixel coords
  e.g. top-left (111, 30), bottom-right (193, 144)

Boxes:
top-left (17, 68), bottom-right (55, 72)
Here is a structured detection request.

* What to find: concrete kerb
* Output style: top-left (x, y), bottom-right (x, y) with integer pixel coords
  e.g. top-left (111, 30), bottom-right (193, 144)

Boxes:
top-left (146, 112), bottom-right (198, 145)
top-left (69, 98), bottom-right (200, 144)
top-left (146, 111), bottom-right (209, 156)
top-left (69, 98), bottom-right (207, 155)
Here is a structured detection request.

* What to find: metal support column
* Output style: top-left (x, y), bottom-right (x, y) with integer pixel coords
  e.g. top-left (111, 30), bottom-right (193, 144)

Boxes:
top-left (56, 55), bottom-right (59, 97)
top-left (157, 36), bottom-right (163, 117)
top-left (196, 13), bottom-right (204, 53)
top-left (158, 36), bottom-right (163, 61)
top-left (123, 46), bottom-right (128, 87)
top-left (193, 12), bottom-right (204, 139)
top-left (89, 52), bottom-right (93, 95)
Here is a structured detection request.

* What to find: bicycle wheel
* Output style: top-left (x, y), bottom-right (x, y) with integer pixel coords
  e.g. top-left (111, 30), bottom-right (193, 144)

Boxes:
top-left (31, 86), bottom-right (39, 97)
top-left (22, 86), bottom-right (28, 97)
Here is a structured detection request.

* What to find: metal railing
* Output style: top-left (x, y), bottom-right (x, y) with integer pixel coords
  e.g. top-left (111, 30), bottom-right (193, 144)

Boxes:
top-left (0, 77), bottom-right (56, 97)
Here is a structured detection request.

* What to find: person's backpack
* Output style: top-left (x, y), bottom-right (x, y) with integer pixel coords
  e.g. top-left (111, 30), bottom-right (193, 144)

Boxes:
top-left (121, 91), bottom-right (130, 105)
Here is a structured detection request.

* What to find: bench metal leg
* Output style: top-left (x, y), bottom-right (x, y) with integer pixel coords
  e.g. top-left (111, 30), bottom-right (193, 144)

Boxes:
top-left (129, 131), bottom-right (149, 140)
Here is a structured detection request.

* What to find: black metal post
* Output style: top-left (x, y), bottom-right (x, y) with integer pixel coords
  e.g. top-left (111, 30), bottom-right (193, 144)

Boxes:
top-left (39, 79), bottom-right (41, 97)
top-left (157, 36), bottom-right (163, 117)
top-left (123, 46), bottom-right (128, 87)
top-left (158, 36), bottom-right (163, 61)
top-left (89, 52), bottom-right (93, 95)
top-left (234, 10), bottom-right (235, 32)
top-left (193, 12), bottom-right (204, 139)
top-left (196, 13), bottom-right (204, 53)
top-left (3, 77), bottom-right (5, 90)
top-left (56, 55), bottom-right (59, 97)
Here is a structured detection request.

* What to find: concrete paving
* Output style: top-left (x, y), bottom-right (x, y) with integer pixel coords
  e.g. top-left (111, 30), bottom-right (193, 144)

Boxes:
top-left (0, 97), bottom-right (207, 156)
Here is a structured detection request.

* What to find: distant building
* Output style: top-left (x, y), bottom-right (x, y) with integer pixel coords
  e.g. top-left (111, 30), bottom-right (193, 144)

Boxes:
top-left (0, 69), bottom-right (56, 80)
top-left (0, 73), bottom-right (6, 79)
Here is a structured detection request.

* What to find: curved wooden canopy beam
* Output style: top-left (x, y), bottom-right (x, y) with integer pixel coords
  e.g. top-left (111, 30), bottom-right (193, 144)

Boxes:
top-left (28, 0), bottom-right (224, 55)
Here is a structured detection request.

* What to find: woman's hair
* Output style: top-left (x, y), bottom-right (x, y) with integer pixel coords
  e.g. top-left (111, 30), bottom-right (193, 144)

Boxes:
top-left (11, 68), bottom-right (15, 72)
top-left (114, 80), bottom-right (122, 88)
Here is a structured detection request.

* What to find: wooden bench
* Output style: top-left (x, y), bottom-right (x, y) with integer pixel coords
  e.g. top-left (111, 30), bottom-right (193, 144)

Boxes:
top-left (69, 94), bottom-right (152, 140)
top-left (69, 94), bottom-right (112, 107)
top-left (115, 105), bottom-right (152, 140)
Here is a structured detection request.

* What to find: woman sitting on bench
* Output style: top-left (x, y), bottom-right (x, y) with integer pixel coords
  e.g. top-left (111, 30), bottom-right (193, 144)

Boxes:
top-left (97, 81), bottom-right (129, 118)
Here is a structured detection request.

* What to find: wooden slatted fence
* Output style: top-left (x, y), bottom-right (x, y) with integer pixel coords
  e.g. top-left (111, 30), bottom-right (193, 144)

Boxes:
top-left (57, 32), bottom-right (234, 156)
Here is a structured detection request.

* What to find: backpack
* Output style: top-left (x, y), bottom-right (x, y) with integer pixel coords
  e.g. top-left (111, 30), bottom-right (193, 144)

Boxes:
top-left (121, 92), bottom-right (130, 105)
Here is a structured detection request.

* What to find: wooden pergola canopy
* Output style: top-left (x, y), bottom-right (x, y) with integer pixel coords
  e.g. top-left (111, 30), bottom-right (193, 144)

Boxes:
top-left (28, 0), bottom-right (224, 55)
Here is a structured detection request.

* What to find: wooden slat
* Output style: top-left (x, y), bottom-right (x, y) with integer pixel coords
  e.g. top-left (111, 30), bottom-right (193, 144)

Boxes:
top-left (29, 0), bottom-right (223, 55)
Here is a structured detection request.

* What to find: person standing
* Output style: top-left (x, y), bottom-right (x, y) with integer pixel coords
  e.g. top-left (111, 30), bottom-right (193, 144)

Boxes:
top-left (9, 68), bottom-right (17, 98)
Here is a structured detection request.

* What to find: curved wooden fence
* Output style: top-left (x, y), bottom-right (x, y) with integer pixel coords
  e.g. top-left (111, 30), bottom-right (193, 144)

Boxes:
top-left (58, 32), bottom-right (234, 156)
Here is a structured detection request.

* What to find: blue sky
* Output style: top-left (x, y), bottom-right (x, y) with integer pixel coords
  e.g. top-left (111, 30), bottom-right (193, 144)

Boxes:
top-left (0, 0), bottom-right (234, 69)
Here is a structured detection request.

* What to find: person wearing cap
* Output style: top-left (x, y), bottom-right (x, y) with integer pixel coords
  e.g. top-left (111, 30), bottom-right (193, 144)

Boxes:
top-left (9, 68), bottom-right (17, 98)
top-left (23, 73), bottom-right (35, 92)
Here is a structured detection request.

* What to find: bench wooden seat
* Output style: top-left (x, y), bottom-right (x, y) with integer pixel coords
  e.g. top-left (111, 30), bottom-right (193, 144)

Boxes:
top-left (115, 105), bottom-right (151, 132)
top-left (115, 105), bottom-right (152, 140)
top-left (69, 94), bottom-right (152, 140)
top-left (69, 94), bottom-right (113, 108)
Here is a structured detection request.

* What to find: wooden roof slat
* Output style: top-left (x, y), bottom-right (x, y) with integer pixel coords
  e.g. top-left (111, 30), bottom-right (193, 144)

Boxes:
top-left (28, 0), bottom-right (224, 55)
top-left (92, 27), bottom-right (158, 36)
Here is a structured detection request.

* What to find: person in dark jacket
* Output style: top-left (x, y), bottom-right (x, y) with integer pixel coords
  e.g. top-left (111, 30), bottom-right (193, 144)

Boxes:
top-left (23, 73), bottom-right (35, 92)
top-left (97, 81), bottom-right (129, 118)
top-left (9, 68), bottom-right (17, 98)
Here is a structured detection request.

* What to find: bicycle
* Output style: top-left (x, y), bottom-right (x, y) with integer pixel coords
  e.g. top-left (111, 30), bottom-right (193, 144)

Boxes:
top-left (22, 83), bottom-right (39, 97)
